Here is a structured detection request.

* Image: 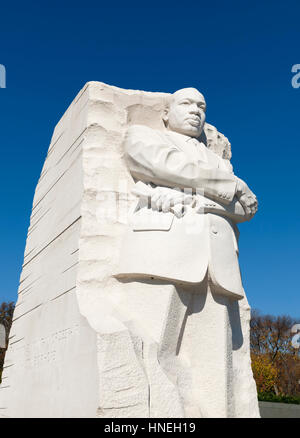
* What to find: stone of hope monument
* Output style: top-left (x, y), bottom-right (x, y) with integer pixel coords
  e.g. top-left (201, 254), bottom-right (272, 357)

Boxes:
top-left (0, 82), bottom-right (260, 418)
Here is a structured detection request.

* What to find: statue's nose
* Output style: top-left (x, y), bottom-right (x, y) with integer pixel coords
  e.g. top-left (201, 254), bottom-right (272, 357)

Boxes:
top-left (190, 110), bottom-right (200, 117)
top-left (189, 105), bottom-right (200, 115)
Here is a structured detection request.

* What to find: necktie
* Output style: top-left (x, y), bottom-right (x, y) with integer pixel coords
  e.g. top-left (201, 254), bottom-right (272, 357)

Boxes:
top-left (187, 138), bottom-right (208, 162)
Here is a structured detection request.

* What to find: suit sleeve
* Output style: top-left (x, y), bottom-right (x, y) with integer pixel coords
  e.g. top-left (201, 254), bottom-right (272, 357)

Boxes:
top-left (124, 125), bottom-right (237, 204)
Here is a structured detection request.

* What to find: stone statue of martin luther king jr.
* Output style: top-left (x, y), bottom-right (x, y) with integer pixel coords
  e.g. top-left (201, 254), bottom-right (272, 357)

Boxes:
top-left (116, 87), bottom-right (258, 301)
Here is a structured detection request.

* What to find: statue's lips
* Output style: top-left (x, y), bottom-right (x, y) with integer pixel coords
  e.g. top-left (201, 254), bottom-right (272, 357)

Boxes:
top-left (186, 117), bottom-right (201, 127)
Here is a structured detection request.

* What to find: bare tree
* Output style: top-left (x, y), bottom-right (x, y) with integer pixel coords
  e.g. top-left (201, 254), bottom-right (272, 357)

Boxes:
top-left (250, 309), bottom-right (300, 396)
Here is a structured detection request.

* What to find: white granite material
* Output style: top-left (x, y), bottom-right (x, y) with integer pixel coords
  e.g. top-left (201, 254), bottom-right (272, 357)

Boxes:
top-left (0, 82), bottom-right (259, 418)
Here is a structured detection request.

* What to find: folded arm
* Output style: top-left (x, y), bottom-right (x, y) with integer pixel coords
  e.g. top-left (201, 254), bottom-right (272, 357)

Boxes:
top-left (134, 181), bottom-right (249, 223)
top-left (125, 125), bottom-right (238, 205)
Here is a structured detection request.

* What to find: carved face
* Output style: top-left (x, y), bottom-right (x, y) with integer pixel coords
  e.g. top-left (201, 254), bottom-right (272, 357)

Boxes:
top-left (164, 88), bottom-right (206, 138)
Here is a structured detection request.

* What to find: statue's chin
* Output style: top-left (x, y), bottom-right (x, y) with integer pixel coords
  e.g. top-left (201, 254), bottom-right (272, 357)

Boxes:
top-left (171, 126), bottom-right (202, 138)
top-left (186, 129), bottom-right (201, 138)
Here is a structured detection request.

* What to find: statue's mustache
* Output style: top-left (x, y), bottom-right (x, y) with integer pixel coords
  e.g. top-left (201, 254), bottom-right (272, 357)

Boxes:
top-left (185, 115), bottom-right (201, 125)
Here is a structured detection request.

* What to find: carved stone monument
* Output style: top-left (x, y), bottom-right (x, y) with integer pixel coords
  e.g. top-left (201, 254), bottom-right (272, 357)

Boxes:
top-left (0, 82), bottom-right (260, 418)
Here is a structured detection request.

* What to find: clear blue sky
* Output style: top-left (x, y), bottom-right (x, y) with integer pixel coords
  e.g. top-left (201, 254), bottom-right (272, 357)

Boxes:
top-left (0, 0), bottom-right (299, 317)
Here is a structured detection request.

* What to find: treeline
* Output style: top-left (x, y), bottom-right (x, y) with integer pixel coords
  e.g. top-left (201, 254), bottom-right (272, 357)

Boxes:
top-left (0, 301), bottom-right (300, 402)
top-left (250, 309), bottom-right (300, 402)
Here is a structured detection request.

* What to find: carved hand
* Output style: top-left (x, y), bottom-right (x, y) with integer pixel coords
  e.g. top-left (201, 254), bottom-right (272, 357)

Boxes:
top-left (150, 187), bottom-right (194, 215)
top-left (235, 178), bottom-right (258, 218)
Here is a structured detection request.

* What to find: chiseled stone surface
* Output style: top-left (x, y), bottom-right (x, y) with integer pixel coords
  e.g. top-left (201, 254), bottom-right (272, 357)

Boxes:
top-left (0, 82), bottom-right (259, 417)
top-left (0, 83), bottom-right (100, 418)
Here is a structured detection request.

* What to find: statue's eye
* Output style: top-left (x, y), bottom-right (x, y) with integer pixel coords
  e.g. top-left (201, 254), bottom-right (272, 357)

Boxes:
top-left (180, 101), bottom-right (189, 105)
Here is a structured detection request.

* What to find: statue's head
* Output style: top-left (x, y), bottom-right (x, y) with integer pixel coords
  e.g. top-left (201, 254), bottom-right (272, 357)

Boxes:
top-left (163, 87), bottom-right (206, 138)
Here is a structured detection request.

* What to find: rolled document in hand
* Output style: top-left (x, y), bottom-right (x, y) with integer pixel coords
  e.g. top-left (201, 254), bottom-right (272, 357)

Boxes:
top-left (132, 181), bottom-right (194, 218)
top-left (193, 193), bottom-right (248, 222)
top-left (132, 181), bottom-right (247, 222)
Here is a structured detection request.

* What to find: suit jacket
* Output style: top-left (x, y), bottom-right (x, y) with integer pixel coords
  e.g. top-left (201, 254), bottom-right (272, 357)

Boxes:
top-left (115, 125), bottom-right (247, 300)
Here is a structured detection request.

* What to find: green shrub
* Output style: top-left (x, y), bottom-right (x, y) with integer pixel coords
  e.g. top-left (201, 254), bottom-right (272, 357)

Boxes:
top-left (258, 392), bottom-right (300, 404)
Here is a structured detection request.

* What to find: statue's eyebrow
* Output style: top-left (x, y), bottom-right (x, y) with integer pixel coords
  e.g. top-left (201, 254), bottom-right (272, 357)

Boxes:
top-left (178, 97), bottom-right (206, 105)
top-left (177, 98), bottom-right (193, 104)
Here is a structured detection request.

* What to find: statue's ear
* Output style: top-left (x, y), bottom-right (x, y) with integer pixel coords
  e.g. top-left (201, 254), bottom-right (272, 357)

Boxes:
top-left (162, 108), bottom-right (168, 126)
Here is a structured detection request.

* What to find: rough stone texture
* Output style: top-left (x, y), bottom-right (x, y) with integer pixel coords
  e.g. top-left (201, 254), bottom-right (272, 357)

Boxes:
top-left (0, 82), bottom-right (259, 417)
top-left (0, 83), bottom-right (100, 418)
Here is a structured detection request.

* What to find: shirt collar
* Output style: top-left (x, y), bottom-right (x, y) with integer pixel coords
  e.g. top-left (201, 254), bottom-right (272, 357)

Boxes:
top-left (165, 129), bottom-right (203, 145)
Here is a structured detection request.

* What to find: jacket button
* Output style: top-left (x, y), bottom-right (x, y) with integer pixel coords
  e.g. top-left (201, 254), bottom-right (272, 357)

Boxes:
top-left (211, 226), bottom-right (218, 234)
